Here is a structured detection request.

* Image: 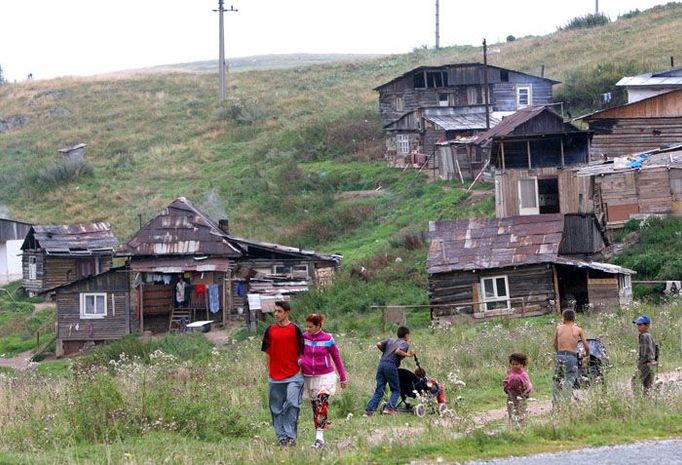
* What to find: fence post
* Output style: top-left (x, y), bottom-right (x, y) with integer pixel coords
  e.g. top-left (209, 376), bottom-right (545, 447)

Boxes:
top-left (36, 330), bottom-right (40, 347)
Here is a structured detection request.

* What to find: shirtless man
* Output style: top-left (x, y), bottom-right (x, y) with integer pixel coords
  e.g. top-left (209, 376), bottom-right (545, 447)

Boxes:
top-left (552, 309), bottom-right (589, 406)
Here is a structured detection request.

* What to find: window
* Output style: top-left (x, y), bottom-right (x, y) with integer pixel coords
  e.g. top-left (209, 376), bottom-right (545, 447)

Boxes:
top-left (413, 70), bottom-right (448, 89)
top-left (480, 276), bottom-right (510, 311)
top-left (28, 256), bottom-right (37, 280)
top-left (273, 264), bottom-right (292, 275)
top-left (292, 264), bottom-right (309, 279)
top-left (517, 85), bottom-right (532, 108)
top-left (396, 134), bottom-right (410, 154)
top-left (466, 87), bottom-right (478, 105)
top-left (80, 293), bottom-right (107, 319)
top-left (500, 70), bottom-right (509, 82)
top-left (438, 94), bottom-right (449, 106)
top-left (78, 260), bottom-right (93, 278)
top-left (394, 95), bottom-right (404, 111)
top-left (518, 178), bottom-right (539, 215)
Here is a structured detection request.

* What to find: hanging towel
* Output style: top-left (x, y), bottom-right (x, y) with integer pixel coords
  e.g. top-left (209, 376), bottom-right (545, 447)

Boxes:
top-left (665, 281), bottom-right (681, 295)
top-left (236, 282), bottom-right (245, 297)
top-left (208, 284), bottom-right (220, 313)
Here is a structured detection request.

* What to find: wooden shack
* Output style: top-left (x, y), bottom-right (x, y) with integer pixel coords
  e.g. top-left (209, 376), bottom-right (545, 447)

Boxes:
top-left (576, 145), bottom-right (682, 230)
top-left (21, 223), bottom-right (118, 296)
top-left (427, 214), bottom-right (634, 321)
top-left (579, 88), bottom-right (682, 160)
top-left (120, 197), bottom-right (340, 334)
top-left (477, 106), bottom-right (591, 218)
top-left (0, 218), bottom-right (32, 284)
top-left (376, 63), bottom-right (559, 169)
top-left (52, 267), bottom-right (131, 357)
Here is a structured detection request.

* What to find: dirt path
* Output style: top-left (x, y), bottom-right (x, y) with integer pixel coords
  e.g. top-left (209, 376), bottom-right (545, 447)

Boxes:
top-left (0, 349), bottom-right (34, 370)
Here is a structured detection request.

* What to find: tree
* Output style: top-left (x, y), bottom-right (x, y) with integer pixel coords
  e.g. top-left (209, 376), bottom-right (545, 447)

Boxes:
top-left (0, 64), bottom-right (6, 85)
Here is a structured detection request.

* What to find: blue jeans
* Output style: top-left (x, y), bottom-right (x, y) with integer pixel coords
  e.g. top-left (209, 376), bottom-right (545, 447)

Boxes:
top-left (366, 360), bottom-right (401, 412)
top-left (552, 351), bottom-right (578, 406)
top-left (268, 372), bottom-right (304, 442)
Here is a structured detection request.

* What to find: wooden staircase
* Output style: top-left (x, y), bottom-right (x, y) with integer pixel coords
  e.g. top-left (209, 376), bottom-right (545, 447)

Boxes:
top-left (169, 308), bottom-right (191, 332)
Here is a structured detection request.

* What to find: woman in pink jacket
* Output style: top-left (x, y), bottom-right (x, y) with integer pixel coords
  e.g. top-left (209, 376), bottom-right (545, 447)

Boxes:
top-left (301, 313), bottom-right (348, 449)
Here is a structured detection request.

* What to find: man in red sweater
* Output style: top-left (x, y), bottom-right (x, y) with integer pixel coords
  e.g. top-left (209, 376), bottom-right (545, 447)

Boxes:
top-left (261, 301), bottom-right (304, 447)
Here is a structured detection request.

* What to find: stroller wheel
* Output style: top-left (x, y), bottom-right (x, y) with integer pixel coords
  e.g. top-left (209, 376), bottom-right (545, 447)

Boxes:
top-left (414, 404), bottom-right (426, 417)
top-left (438, 403), bottom-right (448, 415)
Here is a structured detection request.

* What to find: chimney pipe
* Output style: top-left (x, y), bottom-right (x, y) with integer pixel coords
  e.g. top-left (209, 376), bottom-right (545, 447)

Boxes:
top-left (219, 219), bottom-right (230, 234)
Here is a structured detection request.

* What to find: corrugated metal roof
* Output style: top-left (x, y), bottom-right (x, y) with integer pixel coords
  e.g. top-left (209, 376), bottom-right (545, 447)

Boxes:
top-left (424, 112), bottom-right (501, 131)
top-left (227, 235), bottom-right (341, 264)
top-left (427, 215), bottom-right (635, 276)
top-left (121, 197), bottom-right (242, 258)
top-left (616, 66), bottom-right (682, 87)
top-left (130, 257), bottom-right (231, 272)
top-left (473, 106), bottom-right (580, 144)
top-left (22, 222), bottom-right (118, 255)
top-left (576, 146), bottom-right (682, 176)
top-left (427, 214), bottom-right (565, 274)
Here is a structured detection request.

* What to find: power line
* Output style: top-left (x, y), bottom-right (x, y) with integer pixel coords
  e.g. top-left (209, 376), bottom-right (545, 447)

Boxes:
top-left (213, 1), bottom-right (238, 101)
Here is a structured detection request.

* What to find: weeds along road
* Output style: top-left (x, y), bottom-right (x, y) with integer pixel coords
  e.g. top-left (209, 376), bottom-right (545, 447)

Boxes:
top-left (462, 439), bottom-right (682, 465)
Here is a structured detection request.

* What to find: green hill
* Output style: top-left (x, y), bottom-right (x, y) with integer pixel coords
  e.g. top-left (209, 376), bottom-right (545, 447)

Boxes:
top-left (0, 2), bottom-right (680, 265)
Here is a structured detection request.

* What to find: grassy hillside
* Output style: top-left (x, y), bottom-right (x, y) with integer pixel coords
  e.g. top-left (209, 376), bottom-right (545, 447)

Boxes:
top-left (0, 2), bottom-right (680, 265)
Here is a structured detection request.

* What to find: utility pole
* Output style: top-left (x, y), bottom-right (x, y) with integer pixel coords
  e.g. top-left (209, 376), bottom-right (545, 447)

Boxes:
top-left (483, 38), bottom-right (490, 129)
top-left (595, 0), bottom-right (599, 14)
top-left (435, 0), bottom-right (440, 50)
top-left (214, 0), bottom-right (238, 101)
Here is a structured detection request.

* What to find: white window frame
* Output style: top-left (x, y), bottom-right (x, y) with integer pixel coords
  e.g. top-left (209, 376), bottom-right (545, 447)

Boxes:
top-left (80, 293), bottom-right (107, 319)
top-left (28, 256), bottom-right (37, 280)
top-left (438, 93), bottom-right (449, 107)
top-left (518, 178), bottom-right (539, 215)
top-left (396, 134), bottom-right (410, 154)
top-left (480, 275), bottom-right (511, 311)
top-left (517, 85), bottom-right (532, 108)
top-left (619, 274), bottom-right (632, 297)
top-left (273, 264), bottom-right (293, 275)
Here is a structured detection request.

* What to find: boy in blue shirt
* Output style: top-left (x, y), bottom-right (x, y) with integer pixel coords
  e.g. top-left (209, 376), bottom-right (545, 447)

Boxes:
top-left (363, 326), bottom-right (415, 416)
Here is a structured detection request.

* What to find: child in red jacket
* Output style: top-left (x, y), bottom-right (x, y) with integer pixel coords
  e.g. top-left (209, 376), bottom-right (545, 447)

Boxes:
top-left (503, 352), bottom-right (533, 427)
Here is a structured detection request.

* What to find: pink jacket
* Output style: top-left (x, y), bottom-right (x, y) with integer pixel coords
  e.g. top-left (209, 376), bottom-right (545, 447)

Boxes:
top-left (503, 367), bottom-right (533, 397)
top-left (301, 330), bottom-right (347, 383)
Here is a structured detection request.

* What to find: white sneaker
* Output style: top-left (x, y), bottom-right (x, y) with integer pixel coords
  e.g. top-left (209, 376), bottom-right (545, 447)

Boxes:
top-left (311, 439), bottom-right (325, 449)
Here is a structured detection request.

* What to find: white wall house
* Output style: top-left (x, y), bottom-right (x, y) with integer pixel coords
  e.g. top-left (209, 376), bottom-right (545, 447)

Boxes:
top-left (0, 219), bottom-right (32, 285)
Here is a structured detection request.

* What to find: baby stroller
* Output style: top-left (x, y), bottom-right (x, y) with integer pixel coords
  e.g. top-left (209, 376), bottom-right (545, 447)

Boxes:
top-left (575, 337), bottom-right (610, 388)
top-left (386, 355), bottom-right (447, 417)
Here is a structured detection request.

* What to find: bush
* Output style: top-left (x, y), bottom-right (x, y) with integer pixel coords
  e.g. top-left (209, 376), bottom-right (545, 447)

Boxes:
top-left (220, 97), bottom-right (269, 125)
top-left (620, 9), bottom-right (641, 19)
top-left (560, 13), bottom-right (609, 30)
top-left (506, 35), bottom-right (516, 42)
top-left (35, 158), bottom-right (94, 190)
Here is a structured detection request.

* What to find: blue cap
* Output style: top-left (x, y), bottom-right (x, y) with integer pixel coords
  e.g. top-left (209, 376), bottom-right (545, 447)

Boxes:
top-left (633, 314), bottom-right (651, 325)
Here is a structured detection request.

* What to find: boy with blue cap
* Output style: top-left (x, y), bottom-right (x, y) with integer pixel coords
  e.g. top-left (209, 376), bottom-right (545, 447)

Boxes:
top-left (633, 314), bottom-right (657, 395)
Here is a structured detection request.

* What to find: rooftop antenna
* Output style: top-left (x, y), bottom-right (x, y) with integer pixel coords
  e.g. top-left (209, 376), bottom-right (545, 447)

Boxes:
top-left (435, 0), bottom-right (440, 50)
top-left (214, 1), bottom-right (238, 101)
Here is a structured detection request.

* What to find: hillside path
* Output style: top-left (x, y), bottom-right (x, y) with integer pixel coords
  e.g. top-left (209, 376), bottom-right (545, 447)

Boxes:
top-left (0, 349), bottom-right (34, 370)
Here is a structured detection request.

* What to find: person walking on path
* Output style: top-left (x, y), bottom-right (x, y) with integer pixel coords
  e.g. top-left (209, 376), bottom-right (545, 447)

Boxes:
top-left (301, 313), bottom-right (348, 449)
top-left (632, 314), bottom-right (657, 396)
top-left (503, 352), bottom-right (533, 427)
top-left (363, 325), bottom-right (415, 416)
top-left (552, 309), bottom-right (589, 407)
top-left (261, 301), bottom-right (305, 448)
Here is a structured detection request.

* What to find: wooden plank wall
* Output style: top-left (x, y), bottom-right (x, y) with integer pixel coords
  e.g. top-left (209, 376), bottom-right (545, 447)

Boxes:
top-left (587, 275), bottom-right (620, 310)
top-left (429, 264), bottom-right (555, 317)
top-left (21, 252), bottom-right (44, 293)
top-left (56, 271), bottom-right (130, 342)
top-left (495, 168), bottom-right (590, 217)
top-left (588, 118), bottom-right (682, 160)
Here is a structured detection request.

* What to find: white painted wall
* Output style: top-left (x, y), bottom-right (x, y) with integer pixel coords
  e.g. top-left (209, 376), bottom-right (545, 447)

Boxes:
top-left (0, 240), bottom-right (24, 284)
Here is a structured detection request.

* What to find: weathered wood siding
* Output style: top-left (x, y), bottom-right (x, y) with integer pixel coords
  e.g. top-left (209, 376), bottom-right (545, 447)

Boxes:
top-left (429, 264), bottom-right (555, 318)
top-left (56, 270), bottom-right (131, 344)
top-left (587, 273), bottom-right (620, 310)
top-left (491, 79), bottom-right (553, 112)
top-left (591, 168), bottom-right (681, 227)
top-left (559, 215), bottom-right (605, 255)
top-left (495, 168), bottom-right (591, 217)
top-left (588, 117), bottom-right (682, 160)
top-left (22, 253), bottom-right (112, 294)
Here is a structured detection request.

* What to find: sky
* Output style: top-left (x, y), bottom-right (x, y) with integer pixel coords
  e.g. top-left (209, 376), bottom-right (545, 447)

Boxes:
top-left (0, 0), bottom-right (675, 82)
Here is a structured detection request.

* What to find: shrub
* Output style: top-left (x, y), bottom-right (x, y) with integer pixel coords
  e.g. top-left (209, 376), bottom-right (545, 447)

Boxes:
top-left (506, 35), bottom-right (516, 42)
top-left (220, 97), bottom-right (269, 125)
top-left (560, 13), bottom-right (609, 30)
top-left (620, 9), bottom-right (641, 19)
top-left (34, 158), bottom-right (94, 190)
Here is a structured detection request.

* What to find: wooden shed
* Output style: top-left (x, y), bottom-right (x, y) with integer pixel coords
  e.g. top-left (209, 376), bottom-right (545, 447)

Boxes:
top-left (477, 106), bottom-right (591, 218)
top-left (52, 267), bottom-right (131, 357)
top-left (576, 145), bottom-right (682, 230)
top-left (579, 88), bottom-right (682, 160)
top-left (427, 214), bottom-right (634, 321)
top-left (20, 223), bottom-right (118, 296)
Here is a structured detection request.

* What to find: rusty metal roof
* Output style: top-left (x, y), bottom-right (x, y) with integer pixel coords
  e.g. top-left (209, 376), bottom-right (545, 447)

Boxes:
top-left (474, 106), bottom-right (582, 145)
top-left (120, 197), bottom-right (242, 258)
top-left (427, 214), bottom-right (566, 274)
top-left (130, 257), bottom-right (231, 273)
top-left (227, 235), bottom-right (341, 264)
top-left (21, 222), bottom-right (118, 255)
